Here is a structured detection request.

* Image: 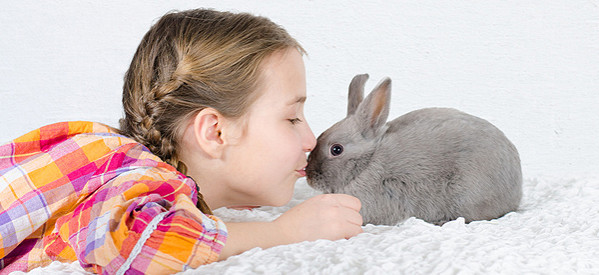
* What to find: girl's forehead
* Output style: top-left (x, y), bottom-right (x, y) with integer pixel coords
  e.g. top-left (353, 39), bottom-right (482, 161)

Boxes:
top-left (252, 87), bottom-right (304, 109)
top-left (253, 49), bottom-right (306, 106)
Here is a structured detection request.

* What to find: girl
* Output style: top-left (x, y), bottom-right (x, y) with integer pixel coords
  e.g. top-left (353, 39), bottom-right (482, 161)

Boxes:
top-left (0, 8), bottom-right (363, 274)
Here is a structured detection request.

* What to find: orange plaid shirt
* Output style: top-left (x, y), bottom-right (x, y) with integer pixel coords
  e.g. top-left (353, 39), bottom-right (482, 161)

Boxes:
top-left (0, 121), bottom-right (226, 274)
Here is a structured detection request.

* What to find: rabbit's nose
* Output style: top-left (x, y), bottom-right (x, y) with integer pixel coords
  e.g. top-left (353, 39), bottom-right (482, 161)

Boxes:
top-left (305, 160), bottom-right (322, 180)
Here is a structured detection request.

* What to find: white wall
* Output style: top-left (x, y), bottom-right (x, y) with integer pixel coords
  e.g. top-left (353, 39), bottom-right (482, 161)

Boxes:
top-left (1, 1), bottom-right (598, 179)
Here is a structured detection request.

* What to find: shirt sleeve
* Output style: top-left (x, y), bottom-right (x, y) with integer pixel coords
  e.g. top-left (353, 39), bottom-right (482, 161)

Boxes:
top-left (45, 144), bottom-right (227, 274)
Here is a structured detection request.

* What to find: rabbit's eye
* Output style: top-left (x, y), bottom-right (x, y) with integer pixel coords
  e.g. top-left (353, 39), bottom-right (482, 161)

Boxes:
top-left (330, 144), bottom-right (344, 157)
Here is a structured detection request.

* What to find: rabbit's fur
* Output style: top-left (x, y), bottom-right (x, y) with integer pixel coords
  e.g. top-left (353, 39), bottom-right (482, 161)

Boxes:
top-left (306, 74), bottom-right (522, 225)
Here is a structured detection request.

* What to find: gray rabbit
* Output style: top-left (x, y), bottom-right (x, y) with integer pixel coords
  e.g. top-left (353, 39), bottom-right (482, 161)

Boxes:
top-left (306, 74), bottom-right (522, 225)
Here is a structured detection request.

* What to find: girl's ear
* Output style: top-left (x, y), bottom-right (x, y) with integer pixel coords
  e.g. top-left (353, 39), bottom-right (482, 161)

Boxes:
top-left (192, 108), bottom-right (226, 159)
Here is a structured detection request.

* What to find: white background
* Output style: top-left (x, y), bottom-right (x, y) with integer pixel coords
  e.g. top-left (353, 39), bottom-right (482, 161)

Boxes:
top-left (1, 1), bottom-right (598, 179)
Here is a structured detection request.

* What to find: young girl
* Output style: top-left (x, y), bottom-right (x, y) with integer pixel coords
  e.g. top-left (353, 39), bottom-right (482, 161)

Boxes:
top-left (0, 8), bottom-right (363, 274)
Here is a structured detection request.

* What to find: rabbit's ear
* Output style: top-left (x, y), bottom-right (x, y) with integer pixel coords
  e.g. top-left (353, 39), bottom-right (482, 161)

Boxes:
top-left (347, 74), bottom-right (369, 116)
top-left (355, 77), bottom-right (391, 137)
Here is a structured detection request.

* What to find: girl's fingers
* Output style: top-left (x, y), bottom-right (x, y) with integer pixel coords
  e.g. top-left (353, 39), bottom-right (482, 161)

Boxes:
top-left (342, 207), bottom-right (364, 226)
top-left (332, 194), bottom-right (362, 211)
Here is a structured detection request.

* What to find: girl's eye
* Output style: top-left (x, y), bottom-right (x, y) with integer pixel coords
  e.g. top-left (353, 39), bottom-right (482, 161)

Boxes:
top-left (330, 144), bottom-right (344, 156)
top-left (288, 118), bottom-right (302, 125)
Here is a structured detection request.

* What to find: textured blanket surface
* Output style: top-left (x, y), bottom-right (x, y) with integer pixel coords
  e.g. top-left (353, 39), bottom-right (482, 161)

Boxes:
top-left (19, 177), bottom-right (599, 274)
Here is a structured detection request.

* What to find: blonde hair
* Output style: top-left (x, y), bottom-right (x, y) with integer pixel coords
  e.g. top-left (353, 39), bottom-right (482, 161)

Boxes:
top-left (119, 9), bottom-right (305, 172)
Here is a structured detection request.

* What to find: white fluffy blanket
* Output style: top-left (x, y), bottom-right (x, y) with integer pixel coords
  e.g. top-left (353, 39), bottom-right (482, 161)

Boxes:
top-left (21, 177), bottom-right (599, 274)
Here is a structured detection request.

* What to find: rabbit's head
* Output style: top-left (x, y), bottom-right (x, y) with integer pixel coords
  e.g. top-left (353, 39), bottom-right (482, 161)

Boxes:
top-left (306, 74), bottom-right (391, 194)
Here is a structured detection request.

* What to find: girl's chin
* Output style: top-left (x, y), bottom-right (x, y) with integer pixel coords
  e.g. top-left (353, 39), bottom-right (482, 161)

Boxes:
top-left (232, 181), bottom-right (295, 208)
top-left (267, 190), bottom-right (294, 207)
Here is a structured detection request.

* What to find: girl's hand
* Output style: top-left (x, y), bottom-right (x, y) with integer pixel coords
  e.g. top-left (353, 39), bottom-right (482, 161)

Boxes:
top-left (274, 194), bottom-right (363, 242)
top-left (218, 194), bottom-right (362, 260)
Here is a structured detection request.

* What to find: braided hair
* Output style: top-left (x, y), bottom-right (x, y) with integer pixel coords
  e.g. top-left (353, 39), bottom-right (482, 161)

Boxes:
top-left (119, 9), bottom-right (304, 172)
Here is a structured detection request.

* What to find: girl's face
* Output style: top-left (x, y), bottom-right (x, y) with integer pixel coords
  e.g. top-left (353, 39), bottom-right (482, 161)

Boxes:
top-left (222, 49), bottom-right (316, 207)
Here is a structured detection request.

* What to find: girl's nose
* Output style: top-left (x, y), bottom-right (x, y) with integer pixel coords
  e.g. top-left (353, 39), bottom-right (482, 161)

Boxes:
top-left (303, 124), bottom-right (317, 152)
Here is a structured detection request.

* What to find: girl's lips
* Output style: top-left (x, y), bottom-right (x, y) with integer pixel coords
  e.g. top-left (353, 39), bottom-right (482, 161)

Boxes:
top-left (296, 165), bottom-right (307, 177)
top-left (296, 168), bottom-right (307, 177)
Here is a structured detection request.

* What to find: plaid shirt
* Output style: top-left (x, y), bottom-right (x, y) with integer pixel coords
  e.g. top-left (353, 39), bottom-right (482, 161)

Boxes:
top-left (0, 121), bottom-right (227, 274)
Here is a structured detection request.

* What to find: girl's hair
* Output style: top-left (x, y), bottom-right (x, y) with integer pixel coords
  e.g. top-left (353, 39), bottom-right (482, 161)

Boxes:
top-left (119, 9), bottom-right (304, 172)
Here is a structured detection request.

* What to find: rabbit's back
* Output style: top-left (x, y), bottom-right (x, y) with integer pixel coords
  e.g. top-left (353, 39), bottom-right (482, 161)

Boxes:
top-left (376, 107), bottom-right (522, 224)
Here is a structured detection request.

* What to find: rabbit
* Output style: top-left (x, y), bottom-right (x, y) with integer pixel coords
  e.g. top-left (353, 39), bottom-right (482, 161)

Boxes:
top-left (306, 74), bottom-right (522, 226)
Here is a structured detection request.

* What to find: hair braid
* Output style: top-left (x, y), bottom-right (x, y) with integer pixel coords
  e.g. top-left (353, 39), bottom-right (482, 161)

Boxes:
top-left (121, 69), bottom-right (190, 171)
top-left (119, 8), bottom-right (304, 177)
